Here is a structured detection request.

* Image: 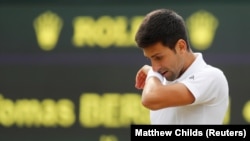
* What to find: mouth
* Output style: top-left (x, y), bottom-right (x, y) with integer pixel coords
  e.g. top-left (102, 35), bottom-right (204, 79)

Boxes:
top-left (160, 71), bottom-right (167, 76)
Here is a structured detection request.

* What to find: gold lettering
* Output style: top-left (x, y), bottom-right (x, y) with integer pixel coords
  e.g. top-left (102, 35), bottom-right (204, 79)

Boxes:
top-left (72, 16), bottom-right (144, 48)
top-left (42, 99), bottom-right (57, 127)
top-left (72, 16), bottom-right (96, 47)
top-left (99, 134), bottom-right (118, 141)
top-left (119, 93), bottom-right (149, 126)
top-left (79, 93), bottom-right (149, 128)
top-left (129, 16), bottom-right (144, 47)
top-left (95, 16), bottom-right (115, 48)
top-left (101, 93), bottom-right (120, 127)
top-left (243, 100), bottom-right (250, 123)
top-left (79, 93), bottom-right (101, 127)
top-left (57, 99), bottom-right (75, 127)
top-left (223, 97), bottom-right (230, 124)
top-left (0, 95), bottom-right (15, 127)
top-left (0, 94), bottom-right (76, 128)
top-left (15, 99), bottom-right (43, 127)
top-left (113, 16), bottom-right (129, 46)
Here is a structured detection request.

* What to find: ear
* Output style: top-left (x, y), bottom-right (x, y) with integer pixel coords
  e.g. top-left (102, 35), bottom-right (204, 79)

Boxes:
top-left (176, 39), bottom-right (187, 53)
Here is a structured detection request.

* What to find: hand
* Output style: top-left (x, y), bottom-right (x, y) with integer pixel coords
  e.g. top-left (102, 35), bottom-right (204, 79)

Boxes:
top-left (135, 65), bottom-right (151, 89)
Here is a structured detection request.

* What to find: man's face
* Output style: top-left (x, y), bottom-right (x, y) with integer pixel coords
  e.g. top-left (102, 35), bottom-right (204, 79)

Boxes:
top-left (143, 42), bottom-right (184, 81)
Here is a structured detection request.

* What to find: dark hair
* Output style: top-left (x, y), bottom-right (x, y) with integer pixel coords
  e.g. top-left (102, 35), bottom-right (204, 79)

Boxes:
top-left (135, 9), bottom-right (190, 51)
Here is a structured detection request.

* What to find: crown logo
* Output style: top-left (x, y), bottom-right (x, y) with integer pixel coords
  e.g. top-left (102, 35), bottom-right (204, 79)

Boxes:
top-left (33, 11), bottom-right (63, 51)
top-left (186, 10), bottom-right (219, 50)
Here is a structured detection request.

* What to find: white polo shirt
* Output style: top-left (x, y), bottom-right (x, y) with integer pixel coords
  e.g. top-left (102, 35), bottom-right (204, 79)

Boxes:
top-left (150, 53), bottom-right (229, 124)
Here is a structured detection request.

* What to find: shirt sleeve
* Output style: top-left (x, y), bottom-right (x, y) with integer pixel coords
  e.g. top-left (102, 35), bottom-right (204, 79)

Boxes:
top-left (179, 67), bottom-right (226, 105)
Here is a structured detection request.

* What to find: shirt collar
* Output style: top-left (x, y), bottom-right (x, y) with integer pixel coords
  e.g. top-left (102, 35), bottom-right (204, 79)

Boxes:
top-left (177, 52), bottom-right (207, 81)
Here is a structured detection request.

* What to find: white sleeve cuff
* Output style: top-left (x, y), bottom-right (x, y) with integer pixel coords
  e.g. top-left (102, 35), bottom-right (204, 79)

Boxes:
top-left (146, 68), bottom-right (164, 82)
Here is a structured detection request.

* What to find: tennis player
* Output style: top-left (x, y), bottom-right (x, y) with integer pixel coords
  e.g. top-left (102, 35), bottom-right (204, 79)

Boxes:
top-left (134, 9), bottom-right (229, 124)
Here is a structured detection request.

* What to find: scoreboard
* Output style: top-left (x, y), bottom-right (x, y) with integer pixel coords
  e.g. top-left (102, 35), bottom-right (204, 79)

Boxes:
top-left (0, 0), bottom-right (250, 141)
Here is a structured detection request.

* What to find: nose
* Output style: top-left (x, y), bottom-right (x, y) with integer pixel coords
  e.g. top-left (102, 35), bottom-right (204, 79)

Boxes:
top-left (151, 62), bottom-right (161, 72)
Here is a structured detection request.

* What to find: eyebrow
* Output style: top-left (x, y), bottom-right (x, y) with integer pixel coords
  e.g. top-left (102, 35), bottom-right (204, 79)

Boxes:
top-left (148, 53), bottom-right (162, 59)
top-left (143, 50), bottom-right (162, 59)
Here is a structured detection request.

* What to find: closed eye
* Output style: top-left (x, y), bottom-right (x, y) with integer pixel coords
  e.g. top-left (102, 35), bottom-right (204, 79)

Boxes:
top-left (154, 56), bottom-right (163, 61)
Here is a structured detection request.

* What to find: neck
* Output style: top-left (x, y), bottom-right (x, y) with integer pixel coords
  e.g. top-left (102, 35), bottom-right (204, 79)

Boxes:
top-left (180, 52), bottom-right (196, 76)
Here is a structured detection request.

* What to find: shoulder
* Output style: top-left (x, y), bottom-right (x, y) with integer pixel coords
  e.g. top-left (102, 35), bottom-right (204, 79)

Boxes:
top-left (180, 64), bottom-right (228, 103)
top-left (201, 65), bottom-right (228, 82)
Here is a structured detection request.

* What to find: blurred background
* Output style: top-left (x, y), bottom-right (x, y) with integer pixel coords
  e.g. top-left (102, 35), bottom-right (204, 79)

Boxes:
top-left (0, 0), bottom-right (250, 141)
